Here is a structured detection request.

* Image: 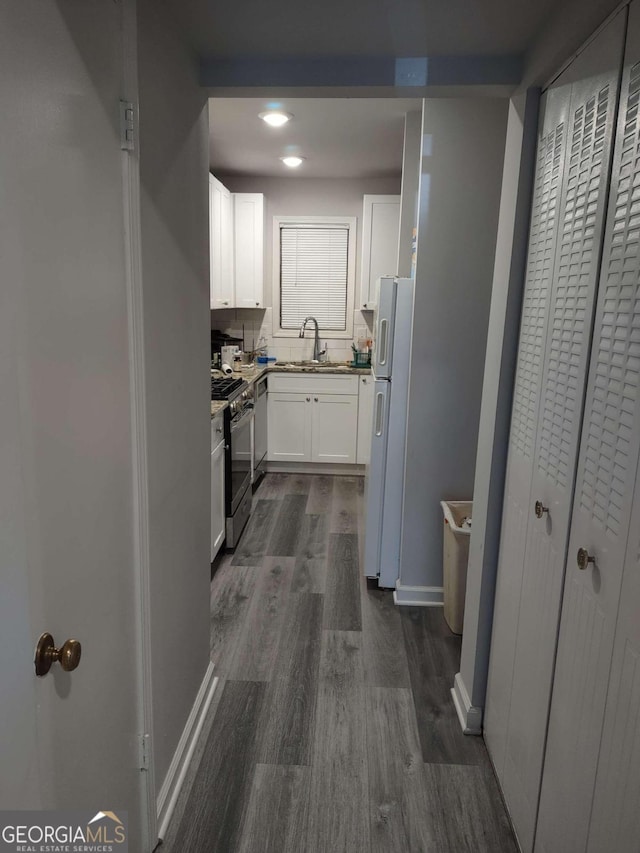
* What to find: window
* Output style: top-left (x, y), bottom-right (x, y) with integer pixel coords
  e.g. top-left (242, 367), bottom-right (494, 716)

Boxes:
top-left (273, 216), bottom-right (356, 339)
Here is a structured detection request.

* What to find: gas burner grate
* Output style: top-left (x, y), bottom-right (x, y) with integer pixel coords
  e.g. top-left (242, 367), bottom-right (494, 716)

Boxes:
top-left (211, 376), bottom-right (245, 400)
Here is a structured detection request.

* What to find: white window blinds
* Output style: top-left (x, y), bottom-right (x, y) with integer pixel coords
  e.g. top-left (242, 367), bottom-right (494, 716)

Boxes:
top-left (280, 224), bottom-right (349, 330)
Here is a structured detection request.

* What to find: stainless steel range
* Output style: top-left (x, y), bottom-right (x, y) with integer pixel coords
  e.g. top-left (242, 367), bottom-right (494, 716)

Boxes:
top-left (211, 376), bottom-right (254, 548)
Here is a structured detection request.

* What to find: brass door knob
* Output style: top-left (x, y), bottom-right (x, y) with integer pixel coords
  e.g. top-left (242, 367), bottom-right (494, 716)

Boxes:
top-left (577, 547), bottom-right (595, 571)
top-left (535, 500), bottom-right (549, 518)
top-left (34, 633), bottom-right (82, 677)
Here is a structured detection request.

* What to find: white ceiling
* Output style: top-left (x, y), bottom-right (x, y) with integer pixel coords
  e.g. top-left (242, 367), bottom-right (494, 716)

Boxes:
top-left (169, 0), bottom-right (560, 59)
top-left (183, 0), bottom-right (566, 180)
top-left (209, 97), bottom-right (422, 179)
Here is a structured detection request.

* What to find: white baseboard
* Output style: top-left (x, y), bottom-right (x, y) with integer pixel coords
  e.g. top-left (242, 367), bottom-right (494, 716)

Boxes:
top-left (157, 662), bottom-right (219, 840)
top-left (451, 672), bottom-right (483, 735)
top-left (265, 461), bottom-right (365, 476)
top-left (393, 584), bottom-right (444, 606)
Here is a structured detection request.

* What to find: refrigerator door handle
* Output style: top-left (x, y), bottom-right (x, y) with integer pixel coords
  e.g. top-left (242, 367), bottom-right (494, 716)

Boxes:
top-left (378, 318), bottom-right (388, 365)
top-left (374, 392), bottom-right (385, 436)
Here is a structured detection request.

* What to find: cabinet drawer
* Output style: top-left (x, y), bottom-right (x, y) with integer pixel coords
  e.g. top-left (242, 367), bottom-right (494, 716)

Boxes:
top-left (268, 372), bottom-right (359, 395)
top-left (211, 411), bottom-right (225, 449)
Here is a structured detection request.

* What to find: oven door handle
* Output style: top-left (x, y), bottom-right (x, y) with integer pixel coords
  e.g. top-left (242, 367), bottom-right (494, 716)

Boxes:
top-left (230, 408), bottom-right (253, 434)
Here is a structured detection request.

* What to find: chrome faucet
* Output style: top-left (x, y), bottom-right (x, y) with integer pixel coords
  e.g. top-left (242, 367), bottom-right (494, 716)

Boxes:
top-left (299, 316), bottom-right (322, 361)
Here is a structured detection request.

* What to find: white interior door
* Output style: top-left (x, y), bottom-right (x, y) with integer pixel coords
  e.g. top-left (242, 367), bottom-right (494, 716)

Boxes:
top-left (536, 8), bottom-right (640, 849)
top-left (0, 1), bottom-right (148, 847)
top-left (499, 14), bottom-right (626, 851)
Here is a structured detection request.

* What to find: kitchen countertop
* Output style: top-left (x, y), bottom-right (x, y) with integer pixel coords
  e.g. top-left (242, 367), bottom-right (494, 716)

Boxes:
top-left (210, 400), bottom-right (229, 417)
top-left (272, 363), bottom-right (371, 375)
top-left (211, 361), bottom-right (371, 416)
top-left (241, 361), bottom-right (371, 379)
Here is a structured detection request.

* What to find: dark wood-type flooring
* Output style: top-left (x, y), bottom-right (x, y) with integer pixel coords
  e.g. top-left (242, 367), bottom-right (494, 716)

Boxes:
top-left (161, 473), bottom-right (516, 853)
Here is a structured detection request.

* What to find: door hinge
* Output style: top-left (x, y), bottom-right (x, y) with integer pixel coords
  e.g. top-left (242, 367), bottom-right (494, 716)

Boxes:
top-left (139, 732), bottom-right (151, 772)
top-left (120, 100), bottom-right (136, 151)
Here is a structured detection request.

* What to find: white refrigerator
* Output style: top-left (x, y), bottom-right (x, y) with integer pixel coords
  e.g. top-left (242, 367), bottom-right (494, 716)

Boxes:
top-left (364, 276), bottom-right (415, 588)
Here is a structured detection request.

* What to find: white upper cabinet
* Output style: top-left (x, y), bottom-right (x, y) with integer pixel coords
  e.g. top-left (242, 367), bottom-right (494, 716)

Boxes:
top-left (360, 194), bottom-right (400, 310)
top-left (209, 175), bottom-right (264, 309)
top-left (234, 193), bottom-right (264, 308)
top-left (209, 174), bottom-right (234, 308)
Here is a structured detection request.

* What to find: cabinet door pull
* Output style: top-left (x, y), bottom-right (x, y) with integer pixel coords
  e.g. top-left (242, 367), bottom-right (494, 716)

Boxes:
top-left (374, 392), bottom-right (385, 436)
top-left (378, 319), bottom-right (388, 365)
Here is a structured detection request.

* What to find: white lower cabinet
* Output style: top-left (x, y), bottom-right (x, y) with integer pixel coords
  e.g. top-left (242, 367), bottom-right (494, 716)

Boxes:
top-left (311, 394), bottom-right (358, 463)
top-left (267, 373), bottom-right (359, 464)
top-left (211, 413), bottom-right (226, 561)
top-left (268, 392), bottom-right (313, 461)
top-left (356, 374), bottom-right (374, 464)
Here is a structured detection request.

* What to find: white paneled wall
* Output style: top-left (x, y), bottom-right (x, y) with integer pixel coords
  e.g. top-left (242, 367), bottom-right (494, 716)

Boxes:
top-left (211, 306), bottom-right (374, 363)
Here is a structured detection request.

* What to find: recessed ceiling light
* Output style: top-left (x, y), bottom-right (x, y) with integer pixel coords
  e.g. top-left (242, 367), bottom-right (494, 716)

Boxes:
top-left (259, 111), bottom-right (292, 127)
top-left (280, 156), bottom-right (305, 168)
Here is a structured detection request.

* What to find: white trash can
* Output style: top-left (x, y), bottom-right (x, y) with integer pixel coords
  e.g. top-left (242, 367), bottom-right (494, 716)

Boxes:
top-left (440, 500), bottom-right (472, 635)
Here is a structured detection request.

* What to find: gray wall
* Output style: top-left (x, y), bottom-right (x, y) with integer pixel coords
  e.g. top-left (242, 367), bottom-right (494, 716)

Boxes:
top-left (398, 98), bottom-right (508, 595)
top-left (455, 90), bottom-right (539, 728)
top-left (212, 174), bottom-right (401, 362)
top-left (218, 174), bottom-right (401, 306)
top-left (521, 0), bottom-right (623, 88)
top-left (137, 0), bottom-right (212, 790)
top-left (397, 111), bottom-right (422, 278)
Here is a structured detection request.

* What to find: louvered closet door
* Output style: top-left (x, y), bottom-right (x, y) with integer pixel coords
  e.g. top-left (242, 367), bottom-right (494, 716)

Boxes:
top-left (587, 449), bottom-right (640, 851)
top-left (484, 83), bottom-right (569, 778)
top-left (484, 9), bottom-right (624, 797)
top-left (535, 8), bottom-right (640, 851)
top-left (499, 14), bottom-right (626, 853)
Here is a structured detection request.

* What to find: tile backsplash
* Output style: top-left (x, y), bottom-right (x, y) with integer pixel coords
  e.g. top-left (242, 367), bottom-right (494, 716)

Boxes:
top-left (211, 308), bottom-right (374, 363)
